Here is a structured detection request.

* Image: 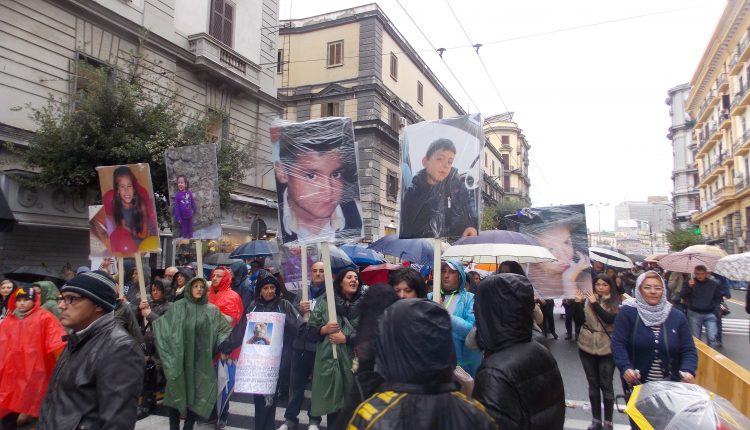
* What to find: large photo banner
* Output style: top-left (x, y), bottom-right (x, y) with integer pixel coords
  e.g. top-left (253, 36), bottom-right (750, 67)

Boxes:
top-left (273, 117), bottom-right (364, 245)
top-left (505, 204), bottom-right (591, 298)
top-left (96, 163), bottom-right (160, 255)
top-left (164, 144), bottom-right (222, 240)
top-left (399, 113), bottom-right (482, 239)
top-left (235, 312), bottom-right (286, 395)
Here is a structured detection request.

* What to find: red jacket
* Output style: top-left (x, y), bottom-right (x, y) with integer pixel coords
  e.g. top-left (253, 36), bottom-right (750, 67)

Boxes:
top-left (208, 267), bottom-right (243, 359)
top-left (0, 292), bottom-right (66, 417)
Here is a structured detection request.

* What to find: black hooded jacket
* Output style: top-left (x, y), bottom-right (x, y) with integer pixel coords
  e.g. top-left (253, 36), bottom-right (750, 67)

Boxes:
top-left (229, 260), bottom-right (254, 310)
top-left (346, 299), bottom-right (496, 430)
top-left (218, 271), bottom-right (305, 355)
top-left (473, 274), bottom-right (565, 430)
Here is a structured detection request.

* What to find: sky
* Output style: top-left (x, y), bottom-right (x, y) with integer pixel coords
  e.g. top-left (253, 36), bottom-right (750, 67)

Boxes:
top-left (277, 0), bottom-right (727, 231)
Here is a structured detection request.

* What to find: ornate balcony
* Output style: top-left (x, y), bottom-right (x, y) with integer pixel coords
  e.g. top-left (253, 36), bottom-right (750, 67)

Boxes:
top-left (188, 33), bottom-right (262, 93)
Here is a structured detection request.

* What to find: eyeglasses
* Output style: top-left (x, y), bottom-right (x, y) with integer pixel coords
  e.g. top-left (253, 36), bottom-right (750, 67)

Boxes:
top-left (57, 295), bottom-right (86, 305)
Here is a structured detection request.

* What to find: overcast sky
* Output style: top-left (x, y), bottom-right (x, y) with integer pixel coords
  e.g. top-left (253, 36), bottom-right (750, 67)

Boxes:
top-left (278, 0), bottom-right (726, 231)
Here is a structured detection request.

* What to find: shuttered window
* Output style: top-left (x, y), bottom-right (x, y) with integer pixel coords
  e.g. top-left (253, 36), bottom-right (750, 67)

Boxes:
top-left (210, 0), bottom-right (234, 47)
top-left (327, 41), bottom-right (343, 67)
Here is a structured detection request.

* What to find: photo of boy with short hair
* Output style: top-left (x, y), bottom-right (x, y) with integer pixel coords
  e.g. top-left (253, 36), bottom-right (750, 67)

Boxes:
top-left (274, 117), bottom-right (364, 245)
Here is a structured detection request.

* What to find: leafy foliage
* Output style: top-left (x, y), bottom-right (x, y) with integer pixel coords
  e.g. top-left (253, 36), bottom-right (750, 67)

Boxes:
top-left (665, 226), bottom-right (705, 251)
top-left (14, 43), bottom-right (252, 228)
top-left (481, 197), bottom-right (529, 230)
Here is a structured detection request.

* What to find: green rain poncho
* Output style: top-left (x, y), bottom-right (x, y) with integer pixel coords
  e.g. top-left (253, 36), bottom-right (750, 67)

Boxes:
top-left (154, 278), bottom-right (232, 418)
top-left (33, 281), bottom-right (61, 319)
top-left (309, 297), bottom-right (357, 417)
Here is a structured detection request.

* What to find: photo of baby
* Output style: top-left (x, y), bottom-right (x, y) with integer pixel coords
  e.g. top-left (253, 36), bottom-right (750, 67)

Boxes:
top-left (245, 322), bottom-right (273, 346)
top-left (273, 117), bottom-right (364, 245)
top-left (399, 114), bottom-right (482, 239)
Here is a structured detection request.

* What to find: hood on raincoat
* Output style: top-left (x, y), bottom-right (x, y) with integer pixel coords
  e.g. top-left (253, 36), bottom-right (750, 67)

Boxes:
top-left (474, 273), bottom-right (534, 354)
top-left (375, 298), bottom-right (455, 385)
top-left (7, 285), bottom-right (41, 314)
top-left (209, 266), bottom-right (233, 293)
top-left (185, 277), bottom-right (209, 305)
top-left (33, 281), bottom-right (59, 303)
top-left (442, 259), bottom-right (467, 293)
top-left (230, 260), bottom-right (249, 290)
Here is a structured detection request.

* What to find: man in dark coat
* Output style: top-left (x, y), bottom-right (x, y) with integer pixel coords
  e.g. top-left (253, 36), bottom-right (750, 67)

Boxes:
top-left (681, 265), bottom-right (722, 348)
top-left (346, 299), bottom-right (496, 430)
top-left (473, 274), bottom-right (565, 430)
top-left (38, 270), bottom-right (144, 430)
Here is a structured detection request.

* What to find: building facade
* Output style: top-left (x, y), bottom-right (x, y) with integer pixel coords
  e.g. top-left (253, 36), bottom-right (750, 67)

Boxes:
top-left (666, 83), bottom-right (700, 226)
top-left (483, 112), bottom-right (532, 205)
top-left (614, 198), bottom-right (673, 252)
top-left (276, 4), bottom-right (466, 241)
top-left (0, 0), bottom-right (282, 272)
top-left (687, 0), bottom-right (750, 253)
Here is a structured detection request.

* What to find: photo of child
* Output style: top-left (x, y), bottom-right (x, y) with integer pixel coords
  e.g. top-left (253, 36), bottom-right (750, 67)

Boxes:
top-left (173, 175), bottom-right (197, 239)
top-left (245, 321), bottom-right (273, 346)
top-left (96, 164), bottom-right (160, 255)
top-left (273, 117), bottom-right (364, 245)
top-left (399, 114), bottom-right (482, 239)
top-left (164, 144), bottom-right (222, 240)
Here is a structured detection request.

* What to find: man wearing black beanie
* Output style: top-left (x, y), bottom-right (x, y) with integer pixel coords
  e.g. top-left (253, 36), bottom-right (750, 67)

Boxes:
top-left (38, 270), bottom-right (144, 430)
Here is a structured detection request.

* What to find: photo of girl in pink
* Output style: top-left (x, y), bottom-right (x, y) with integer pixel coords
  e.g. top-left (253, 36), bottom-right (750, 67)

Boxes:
top-left (98, 164), bottom-right (159, 255)
top-left (173, 175), bottom-right (197, 239)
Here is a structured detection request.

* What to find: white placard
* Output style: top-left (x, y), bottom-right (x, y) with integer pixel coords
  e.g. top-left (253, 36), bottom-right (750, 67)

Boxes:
top-left (235, 312), bottom-right (286, 394)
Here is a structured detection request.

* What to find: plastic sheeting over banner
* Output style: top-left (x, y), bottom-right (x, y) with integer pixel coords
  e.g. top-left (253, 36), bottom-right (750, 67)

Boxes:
top-left (399, 113), bottom-right (482, 239)
top-left (272, 117), bottom-right (364, 246)
top-left (96, 163), bottom-right (161, 256)
top-left (165, 144), bottom-right (222, 240)
top-left (505, 204), bottom-right (591, 298)
top-left (235, 312), bottom-right (286, 395)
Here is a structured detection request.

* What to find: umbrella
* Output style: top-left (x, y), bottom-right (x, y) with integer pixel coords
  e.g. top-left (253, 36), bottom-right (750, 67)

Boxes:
top-left (589, 247), bottom-right (634, 269)
top-left (216, 359), bottom-right (236, 426)
top-left (626, 253), bottom-right (647, 263)
top-left (368, 235), bottom-right (436, 266)
top-left (339, 244), bottom-right (385, 266)
top-left (714, 252), bottom-right (750, 281)
top-left (359, 263), bottom-right (402, 285)
top-left (203, 253), bottom-right (242, 266)
top-left (3, 266), bottom-right (65, 284)
top-left (327, 244), bottom-right (358, 274)
top-left (442, 230), bottom-right (557, 264)
top-left (230, 240), bottom-right (273, 259)
top-left (625, 381), bottom-right (750, 430)
top-left (644, 253), bottom-right (668, 263)
top-left (683, 244), bottom-right (729, 258)
top-left (657, 251), bottom-right (721, 273)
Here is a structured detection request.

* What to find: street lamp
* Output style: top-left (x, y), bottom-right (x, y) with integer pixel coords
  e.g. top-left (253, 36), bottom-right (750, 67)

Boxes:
top-left (586, 203), bottom-right (610, 246)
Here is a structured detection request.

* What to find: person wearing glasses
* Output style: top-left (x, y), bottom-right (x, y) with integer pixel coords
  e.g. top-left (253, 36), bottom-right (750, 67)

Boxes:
top-left (38, 270), bottom-right (145, 430)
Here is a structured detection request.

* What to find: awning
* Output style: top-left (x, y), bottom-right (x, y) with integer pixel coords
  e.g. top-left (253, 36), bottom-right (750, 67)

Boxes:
top-left (0, 188), bottom-right (16, 232)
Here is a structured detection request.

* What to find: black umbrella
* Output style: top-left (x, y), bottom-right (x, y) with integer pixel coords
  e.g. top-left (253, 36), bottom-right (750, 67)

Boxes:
top-left (3, 266), bottom-right (65, 285)
top-left (203, 253), bottom-right (242, 266)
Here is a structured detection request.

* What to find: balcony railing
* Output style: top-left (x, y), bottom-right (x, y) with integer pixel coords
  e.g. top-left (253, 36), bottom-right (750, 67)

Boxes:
top-left (187, 33), bottom-right (262, 92)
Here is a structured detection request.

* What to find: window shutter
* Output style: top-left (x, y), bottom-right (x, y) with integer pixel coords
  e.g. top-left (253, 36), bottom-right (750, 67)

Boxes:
top-left (210, 0), bottom-right (224, 41)
top-left (335, 43), bottom-right (342, 64)
top-left (223, 2), bottom-right (233, 46)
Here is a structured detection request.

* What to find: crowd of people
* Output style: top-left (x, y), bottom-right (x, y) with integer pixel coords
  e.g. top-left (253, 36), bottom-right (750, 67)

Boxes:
top-left (0, 250), bottom-right (746, 430)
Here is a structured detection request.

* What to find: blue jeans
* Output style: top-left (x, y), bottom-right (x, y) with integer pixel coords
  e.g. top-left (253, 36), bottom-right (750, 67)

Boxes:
top-left (687, 310), bottom-right (718, 348)
top-left (283, 349), bottom-right (321, 426)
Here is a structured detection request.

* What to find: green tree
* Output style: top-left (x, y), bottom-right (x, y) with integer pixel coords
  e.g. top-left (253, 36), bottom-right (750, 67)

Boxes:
top-left (13, 41), bottom-right (251, 228)
top-left (481, 197), bottom-right (529, 230)
top-left (665, 226), bottom-right (705, 251)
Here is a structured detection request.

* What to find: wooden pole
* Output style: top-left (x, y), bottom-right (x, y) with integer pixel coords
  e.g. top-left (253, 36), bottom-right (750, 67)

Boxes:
top-left (196, 241), bottom-right (204, 279)
top-left (300, 245), bottom-right (310, 321)
top-left (117, 257), bottom-right (125, 299)
top-left (134, 255), bottom-right (148, 325)
top-left (321, 242), bottom-right (338, 359)
top-left (432, 238), bottom-right (442, 303)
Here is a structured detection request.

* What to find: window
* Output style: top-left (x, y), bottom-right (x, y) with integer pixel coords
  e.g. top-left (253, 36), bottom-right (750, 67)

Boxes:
top-left (321, 102), bottom-right (341, 117)
top-left (417, 81), bottom-right (423, 106)
top-left (327, 41), bottom-right (343, 67)
top-left (386, 170), bottom-right (398, 201)
top-left (501, 135), bottom-right (510, 146)
top-left (484, 152), bottom-right (487, 168)
top-left (390, 53), bottom-right (398, 80)
top-left (501, 154), bottom-right (510, 171)
top-left (277, 49), bottom-right (284, 74)
top-left (209, 0), bottom-right (234, 46)
top-left (491, 160), bottom-right (495, 176)
top-left (76, 54), bottom-right (112, 95)
top-left (438, 103), bottom-right (443, 119)
top-left (390, 111), bottom-right (400, 132)
top-left (207, 110), bottom-right (229, 143)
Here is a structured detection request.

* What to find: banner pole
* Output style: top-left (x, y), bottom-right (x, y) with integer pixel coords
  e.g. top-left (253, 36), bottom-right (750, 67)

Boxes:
top-left (196, 241), bottom-right (204, 279)
top-left (134, 254), bottom-right (148, 325)
top-left (301, 245), bottom-right (310, 321)
top-left (321, 242), bottom-right (338, 359)
top-left (117, 257), bottom-right (125, 299)
top-left (433, 238), bottom-right (442, 303)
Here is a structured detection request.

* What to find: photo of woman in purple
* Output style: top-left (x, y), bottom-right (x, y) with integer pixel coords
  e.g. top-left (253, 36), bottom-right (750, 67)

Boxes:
top-left (173, 175), bottom-right (197, 239)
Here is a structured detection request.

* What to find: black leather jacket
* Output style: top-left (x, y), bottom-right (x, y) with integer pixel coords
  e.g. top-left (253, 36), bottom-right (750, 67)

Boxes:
top-left (38, 313), bottom-right (145, 430)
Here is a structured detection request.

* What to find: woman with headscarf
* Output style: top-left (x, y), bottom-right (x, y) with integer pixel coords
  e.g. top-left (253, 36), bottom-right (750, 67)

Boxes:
top-left (306, 268), bottom-right (363, 425)
top-left (572, 274), bottom-right (620, 430)
top-left (218, 270), bottom-right (305, 430)
top-left (154, 277), bottom-right (232, 430)
top-left (346, 299), bottom-right (496, 430)
top-left (611, 271), bottom-right (697, 414)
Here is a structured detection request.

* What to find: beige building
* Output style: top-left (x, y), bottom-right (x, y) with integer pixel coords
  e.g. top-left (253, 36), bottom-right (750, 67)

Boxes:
top-left (483, 113), bottom-right (532, 205)
top-left (277, 4), bottom-right (466, 240)
top-left (0, 0), bottom-right (282, 270)
top-left (687, 0), bottom-right (750, 253)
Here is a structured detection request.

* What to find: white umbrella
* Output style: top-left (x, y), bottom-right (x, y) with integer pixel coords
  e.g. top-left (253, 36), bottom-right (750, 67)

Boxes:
top-left (589, 247), bottom-right (634, 269)
top-left (442, 230), bottom-right (556, 264)
top-left (657, 251), bottom-right (721, 273)
top-left (714, 252), bottom-right (750, 281)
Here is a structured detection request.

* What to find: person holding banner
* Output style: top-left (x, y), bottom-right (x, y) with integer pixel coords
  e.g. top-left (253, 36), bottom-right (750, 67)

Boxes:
top-left (154, 277), bottom-right (232, 430)
top-left (307, 268), bottom-right (363, 425)
top-left (218, 271), bottom-right (306, 430)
